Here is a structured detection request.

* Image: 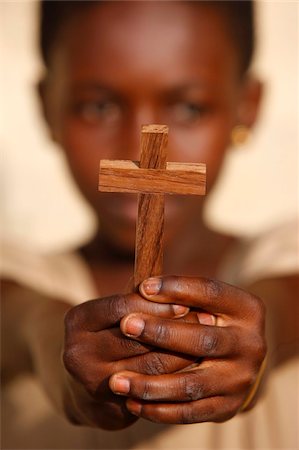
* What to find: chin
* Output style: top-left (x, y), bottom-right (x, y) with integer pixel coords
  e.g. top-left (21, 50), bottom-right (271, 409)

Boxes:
top-left (101, 224), bottom-right (136, 258)
top-left (97, 196), bottom-right (200, 257)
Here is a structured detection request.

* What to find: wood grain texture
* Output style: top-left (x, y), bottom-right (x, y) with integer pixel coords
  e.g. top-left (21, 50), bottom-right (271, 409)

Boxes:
top-left (139, 124), bottom-right (168, 169)
top-left (99, 160), bottom-right (206, 195)
top-left (133, 125), bottom-right (168, 288)
top-left (98, 123), bottom-right (206, 291)
top-left (134, 194), bottom-right (164, 288)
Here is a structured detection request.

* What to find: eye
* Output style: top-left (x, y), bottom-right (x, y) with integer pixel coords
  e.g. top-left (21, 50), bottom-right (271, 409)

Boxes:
top-left (170, 101), bottom-right (209, 125)
top-left (73, 99), bottom-right (122, 125)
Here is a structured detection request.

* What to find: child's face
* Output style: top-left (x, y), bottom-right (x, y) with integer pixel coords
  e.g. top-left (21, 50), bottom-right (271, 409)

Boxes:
top-left (42, 1), bottom-right (260, 251)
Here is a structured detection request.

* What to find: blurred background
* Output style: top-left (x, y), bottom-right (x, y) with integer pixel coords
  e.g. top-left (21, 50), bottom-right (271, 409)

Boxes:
top-left (0, 1), bottom-right (298, 253)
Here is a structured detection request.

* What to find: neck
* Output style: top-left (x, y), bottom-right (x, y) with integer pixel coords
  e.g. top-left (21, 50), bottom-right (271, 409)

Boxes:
top-left (81, 213), bottom-right (234, 297)
top-left (164, 214), bottom-right (232, 277)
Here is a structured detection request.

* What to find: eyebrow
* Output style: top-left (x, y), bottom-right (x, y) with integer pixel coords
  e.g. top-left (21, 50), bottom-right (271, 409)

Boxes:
top-left (164, 82), bottom-right (214, 95)
top-left (70, 83), bottom-right (116, 94)
top-left (71, 80), bottom-right (213, 91)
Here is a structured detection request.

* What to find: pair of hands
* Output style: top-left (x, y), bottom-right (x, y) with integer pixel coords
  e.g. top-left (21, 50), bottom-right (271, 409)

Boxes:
top-left (63, 276), bottom-right (266, 429)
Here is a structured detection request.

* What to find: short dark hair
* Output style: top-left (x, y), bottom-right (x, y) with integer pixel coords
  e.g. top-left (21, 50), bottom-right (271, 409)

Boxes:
top-left (39, 0), bottom-right (255, 74)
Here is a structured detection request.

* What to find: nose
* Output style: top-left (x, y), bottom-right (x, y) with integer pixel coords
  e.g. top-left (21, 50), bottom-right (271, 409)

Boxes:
top-left (121, 126), bottom-right (141, 162)
top-left (116, 106), bottom-right (160, 161)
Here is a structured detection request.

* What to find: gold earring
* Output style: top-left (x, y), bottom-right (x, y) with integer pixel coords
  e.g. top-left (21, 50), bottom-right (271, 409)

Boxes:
top-left (231, 125), bottom-right (250, 147)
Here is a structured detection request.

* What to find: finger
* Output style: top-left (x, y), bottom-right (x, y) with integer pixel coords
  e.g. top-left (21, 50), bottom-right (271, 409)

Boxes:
top-left (125, 396), bottom-right (240, 424)
top-left (93, 328), bottom-right (152, 361)
top-left (66, 315), bottom-right (200, 366)
top-left (110, 367), bottom-right (220, 401)
top-left (65, 292), bottom-right (189, 332)
top-left (120, 314), bottom-right (238, 358)
top-left (139, 276), bottom-right (260, 318)
top-left (64, 345), bottom-right (196, 399)
top-left (110, 359), bottom-right (253, 401)
top-left (118, 349), bottom-right (197, 376)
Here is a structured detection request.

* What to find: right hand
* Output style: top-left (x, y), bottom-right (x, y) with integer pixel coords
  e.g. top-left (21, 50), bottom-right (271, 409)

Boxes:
top-left (62, 292), bottom-right (194, 429)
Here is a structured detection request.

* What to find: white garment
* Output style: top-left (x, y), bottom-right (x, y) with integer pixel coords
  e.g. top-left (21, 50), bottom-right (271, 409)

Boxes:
top-left (1, 220), bottom-right (298, 449)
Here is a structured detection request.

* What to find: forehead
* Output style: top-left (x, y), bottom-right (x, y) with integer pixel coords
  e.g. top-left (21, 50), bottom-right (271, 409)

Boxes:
top-left (53, 1), bottom-right (239, 88)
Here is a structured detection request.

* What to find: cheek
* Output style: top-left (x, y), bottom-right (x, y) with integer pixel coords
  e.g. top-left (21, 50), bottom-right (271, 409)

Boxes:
top-left (57, 109), bottom-right (233, 204)
top-left (65, 149), bottom-right (98, 201)
top-left (58, 120), bottom-right (104, 201)
top-left (169, 117), bottom-right (232, 188)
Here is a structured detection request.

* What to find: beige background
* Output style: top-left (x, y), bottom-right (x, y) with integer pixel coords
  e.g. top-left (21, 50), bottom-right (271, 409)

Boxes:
top-left (1, 1), bottom-right (298, 253)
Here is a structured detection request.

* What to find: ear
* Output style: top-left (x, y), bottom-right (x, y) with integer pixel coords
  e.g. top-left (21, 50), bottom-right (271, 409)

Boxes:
top-left (36, 78), bottom-right (59, 143)
top-left (236, 76), bottom-right (264, 129)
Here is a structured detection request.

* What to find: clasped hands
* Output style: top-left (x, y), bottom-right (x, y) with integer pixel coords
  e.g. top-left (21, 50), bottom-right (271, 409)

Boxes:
top-left (63, 276), bottom-right (266, 429)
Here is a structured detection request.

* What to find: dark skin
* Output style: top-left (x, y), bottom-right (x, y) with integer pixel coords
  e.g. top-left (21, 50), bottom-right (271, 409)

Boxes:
top-left (4, 1), bottom-right (297, 431)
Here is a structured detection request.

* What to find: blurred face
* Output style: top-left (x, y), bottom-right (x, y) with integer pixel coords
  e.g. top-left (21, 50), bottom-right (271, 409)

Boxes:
top-left (43, 1), bottom-right (258, 252)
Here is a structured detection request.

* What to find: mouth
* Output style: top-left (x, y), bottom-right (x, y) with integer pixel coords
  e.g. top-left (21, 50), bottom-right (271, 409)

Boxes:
top-left (98, 193), bottom-right (193, 227)
top-left (98, 194), bottom-right (138, 225)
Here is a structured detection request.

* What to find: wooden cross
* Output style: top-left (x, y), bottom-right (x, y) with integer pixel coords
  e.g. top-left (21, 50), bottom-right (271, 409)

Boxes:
top-left (98, 124), bottom-right (206, 290)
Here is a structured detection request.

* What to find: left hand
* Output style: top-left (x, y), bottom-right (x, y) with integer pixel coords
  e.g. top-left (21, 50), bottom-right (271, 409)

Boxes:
top-left (109, 276), bottom-right (267, 424)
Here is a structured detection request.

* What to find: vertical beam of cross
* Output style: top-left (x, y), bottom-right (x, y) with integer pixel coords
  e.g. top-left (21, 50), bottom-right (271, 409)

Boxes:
top-left (98, 124), bottom-right (206, 290)
top-left (134, 125), bottom-right (168, 288)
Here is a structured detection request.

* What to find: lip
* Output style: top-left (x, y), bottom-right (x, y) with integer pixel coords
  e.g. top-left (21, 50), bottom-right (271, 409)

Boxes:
top-left (98, 195), bottom-right (138, 225)
top-left (98, 194), bottom-right (190, 226)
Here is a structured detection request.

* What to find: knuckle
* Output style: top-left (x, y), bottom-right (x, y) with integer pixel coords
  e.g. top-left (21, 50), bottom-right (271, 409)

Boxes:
top-left (106, 295), bottom-right (127, 323)
top-left (154, 323), bottom-right (169, 346)
top-left (236, 351), bottom-right (266, 394)
top-left (258, 296), bottom-right (266, 319)
top-left (251, 342), bottom-right (267, 373)
top-left (240, 367), bottom-right (257, 391)
top-left (121, 336), bottom-right (145, 353)
top-left (140, 382), bottom-right (152, 400)
top-left (248, 295), bottom-right (266, 327)
top-left (209, 396), bottom-right (239, 423)
top-left (199, 332), bottom-right (219, 355)
top-left (227, 397), bottom-right (240, 418)
top-left (246, 332), bottom-right (267, 366)
top-left (255, 337), bottom-right (267, 364)
top-left (204, 278), bottom-right (223, 300)
top-left (63, 343), bottom-right (82, 377)
top-left (142, 353), bottom-right (167, 375)
top-left (64, 306), bottom-right (82, 333)
top-left (178, 405), bottom-right (199, 424)
top-left (63, 343), bottom-right (108, 399)
top-left (256, 300), bottom-right (266, 328)
top-left (63, 343), bottom-right (97, 389)
top-left (150, 353), bottom-right (167, 375)
top-left (181, 372), bottom-right (204, 401)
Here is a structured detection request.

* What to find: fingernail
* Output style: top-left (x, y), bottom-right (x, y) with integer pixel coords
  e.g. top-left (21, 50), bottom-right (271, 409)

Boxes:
top-left (126, 399), bottom-right (142, 416)
top-left (172, 305), bottom-right (189, 317)
top-left (110, 376), bottom-right (130, 394)
top-left (123, 316), bottom-right (145, 337)
top-left (196, 312), bottom-right (217, 326)
top-left (140, 277), bottom-right (162, 296)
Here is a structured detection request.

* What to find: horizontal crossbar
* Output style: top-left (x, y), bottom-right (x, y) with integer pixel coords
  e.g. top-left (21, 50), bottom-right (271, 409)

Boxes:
top-left (98, 160), bottom-right (206, 195)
